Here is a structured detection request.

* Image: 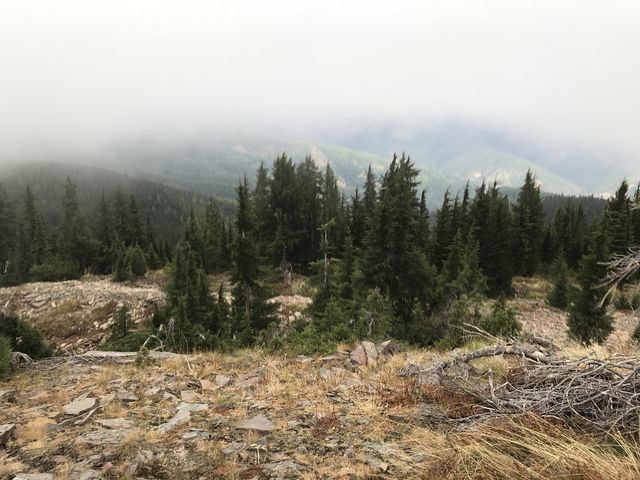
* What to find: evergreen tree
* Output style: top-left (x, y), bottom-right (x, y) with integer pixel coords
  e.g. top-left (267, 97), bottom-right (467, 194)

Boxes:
top-left (548, 251), bottom-right (570, 309)
top-left (128, 194), bottom-right (145, 248)
top-left (512, 170), bottom-right (545, 276)
top-left (113, 187), bottom-right (131, 245)
top-left (568, 224), bottom-right (613, 344)
top-left (164, 240), bottom-right (217, 351)
top-left (294, 157), bottom-right (322, 266)
top-left (360, 154), bottom-right (436, 335)
top-left (0, 184), bottom-right (15, 277)
top-left (269, 154), bottom-right (298, 267)
top-left (111, 304), bottom-right (131, 340)
top-left (6, 221), bottom-right (30, 284)
top-left (61, 177), bottom-right (94, 272)
top-left (128, 245), bottom-right (148, 277)
top-left (23, 186), bottom-right (47, 266)
top-left (320, 164), bottom-right (342, 257)
top-left (362, 164), bottom-right (377, 221)
top-left (606, 180), bottom-right (632, 255)
top-left (202, 199), bottom-right (222, 274)
top-left (437, 230), bottom-right (487, 304)
top-left (433, 190), bottom-right (454, 270)
top-left (350, 188), bottom-right (366, 251)
top-left (416, 190), bottom-right (430, 258)
top-left (631, 185), bottom-right (640, 245)
top-left (113, 245), bottom-right (133, 282)
top-left (94, 192), bottom-right (116, 273)
top-left (472, 182), bottom-right (513, 296)
top-left (231, 177), bottom-right (277, 343)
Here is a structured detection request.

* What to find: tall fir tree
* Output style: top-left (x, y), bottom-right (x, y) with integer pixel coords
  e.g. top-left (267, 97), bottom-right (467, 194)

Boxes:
top-left (0, 184), bottom-right (15, 276)
top-left (269, 154), bottom-right (298, 267)
top-left (568, 222), bottom-right (613, 344)
top-left (512, 170), bottom-right (545, 276)
top-left (606, 180), bottom-right (632, 255)
top-left (433, 190), bottom-right (454, 270)
top-left (360, 154), bottom-right (436, 334)
top-left (231, 176), bottom-right (277, 343)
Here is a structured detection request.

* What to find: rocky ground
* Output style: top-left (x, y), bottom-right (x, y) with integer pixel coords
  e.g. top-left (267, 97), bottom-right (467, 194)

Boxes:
top-left (1, 276), bottom-right (639, 479)
top-left (0, 276), bottom-right (165, 354)
top-left (0, 345), bottom-right (442, 480)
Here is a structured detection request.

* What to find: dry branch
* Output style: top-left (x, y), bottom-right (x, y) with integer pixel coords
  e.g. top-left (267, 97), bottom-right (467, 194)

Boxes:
top-left (400, 338), bottom-right (640, 438)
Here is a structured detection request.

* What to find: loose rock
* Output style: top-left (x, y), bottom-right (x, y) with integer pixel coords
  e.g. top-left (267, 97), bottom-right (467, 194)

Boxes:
top-left (0, 423), bottom-right (16, 445)
top-left (237, 415), bottom-right (275, 432)
top-left (75, 429), bottom-right (132, 447)
top-left (63, 397), bottom-right (98, 416)
top-left (95, 418), bottom-right (133, 429)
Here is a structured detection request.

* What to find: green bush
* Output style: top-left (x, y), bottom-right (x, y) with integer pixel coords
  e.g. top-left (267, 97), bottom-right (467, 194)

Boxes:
top-left (113, 249), bottom-right (133, 282)
top-left (0, 336), bottom-right (12, 378)
top-left (479, 297), bottom-right (522, 338)
top-left (99, 331), bottom-right (153, 352)
top-left (632, 322), bottom-right (640, 343)
top-left (614, 290), bottom-right (640, 311)
top-left (129, 245), bottom-right (148, 277)
top-left (0, 313), bottom-right (53, 358)
top-left (30, 257), bottom-right (81, 282)
top-left (111, 305), bottom-right (131, 339)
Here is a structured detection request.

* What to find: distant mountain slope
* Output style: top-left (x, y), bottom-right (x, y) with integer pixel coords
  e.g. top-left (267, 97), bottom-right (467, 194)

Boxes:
top-left (95, 137), bottom-right (465, 208)
top-left (0, 162), bottom-right (230, 244)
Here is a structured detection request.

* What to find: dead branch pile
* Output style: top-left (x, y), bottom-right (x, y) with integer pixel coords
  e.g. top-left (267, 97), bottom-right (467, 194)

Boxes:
top-left (400, 332), bottom-right (640, 437)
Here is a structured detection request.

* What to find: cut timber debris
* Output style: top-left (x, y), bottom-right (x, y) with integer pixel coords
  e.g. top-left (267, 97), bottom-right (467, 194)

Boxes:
top-left (399, 329), bottom-right (640, 438)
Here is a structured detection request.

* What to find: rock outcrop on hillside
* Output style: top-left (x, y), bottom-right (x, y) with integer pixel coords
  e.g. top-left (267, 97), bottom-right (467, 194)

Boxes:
top-left (0, 278), bottom-right (164, 353)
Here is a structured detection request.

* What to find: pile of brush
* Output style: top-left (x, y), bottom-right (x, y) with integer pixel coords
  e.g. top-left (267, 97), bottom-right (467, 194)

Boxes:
top-left (400, 325), bottom-right (640, 437)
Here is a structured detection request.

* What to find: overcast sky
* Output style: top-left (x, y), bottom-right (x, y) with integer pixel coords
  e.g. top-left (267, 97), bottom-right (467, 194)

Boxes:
top-left (0, 0), bottom-right (639, 163)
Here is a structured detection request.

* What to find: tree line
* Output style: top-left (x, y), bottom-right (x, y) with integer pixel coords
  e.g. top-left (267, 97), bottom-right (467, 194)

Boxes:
top-left (1, 155), bottom-right (638, 350)
top-left (150, 154), bottom-right (640, 351)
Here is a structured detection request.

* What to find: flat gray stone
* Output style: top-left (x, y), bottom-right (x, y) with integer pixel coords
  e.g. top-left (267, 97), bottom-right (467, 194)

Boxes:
top-left (199, 379), bottom-right (217, 391)
top-left (350, 344), bottom-right (368, 365)
top-left (362, 341), bottom-right (378, 365)
top-left (13, 474), bottom-right (55, 480)
top-left (0, 423), bottom-right (16, 445)
top-left (215, 374), bottom-right (233, 387)
top-left (180, 390), bottom-right (198, 402)
top-left (237, 415), bottom-right (275, 432)
top-left (157, 403), bottom-right (208, 433)
top-left (75, 429), bottom-right (131, 447)
top-left (115, 390), bottom-right (138, 403)
top-left (177, 402), bottom-right (208, 413)
top-left (63, 397), bottom-right (98, 416)
top-left (95, 418), bottom-right (133, 429)
top-left (182, 429), bottom-right (210, 442)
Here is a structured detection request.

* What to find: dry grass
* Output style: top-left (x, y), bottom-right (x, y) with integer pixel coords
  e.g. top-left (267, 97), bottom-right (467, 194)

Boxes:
top-left (2, 341), bottom-right (640, 479)
top-left (16, 417), bottom-right (56, 450)
top-left (412, 416), bottom-right (640, 480)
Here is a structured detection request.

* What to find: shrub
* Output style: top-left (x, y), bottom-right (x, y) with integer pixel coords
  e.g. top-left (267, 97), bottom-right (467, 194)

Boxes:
top-left (433, 296), bottom-right (483, 349)
top-left (632, 322), bottom-right (640, 343)
top-left (614, 290), bottom-right (640, 311)
top-left (111, 305), bottom-right (131, 340)
top-left (0, 336), bottom-right (12, 378)
top-left (30, 257), bottom-right (81, 282)
top-left (0, 313), bottom-right (53, 358)
top-left (548, 273), bottom-right (569, 310)
top-left (479, 297), bottom-right (522, 338)
top-left (129, 245), bottom-right (148, 277)
top-left (113, 249), bottom-right (133, 282)
top-left (99, 330), bottom-right (153, 352)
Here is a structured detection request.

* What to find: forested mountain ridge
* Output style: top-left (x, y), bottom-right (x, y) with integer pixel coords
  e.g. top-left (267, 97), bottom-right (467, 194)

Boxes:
top-left (9, 128), bottom-right (634, 212)
top-left (0, 161), bottom-right (234, 245)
